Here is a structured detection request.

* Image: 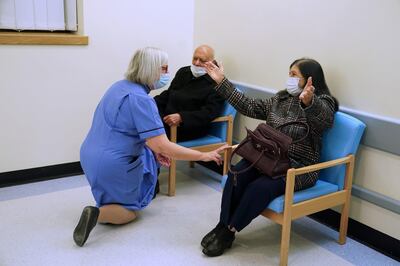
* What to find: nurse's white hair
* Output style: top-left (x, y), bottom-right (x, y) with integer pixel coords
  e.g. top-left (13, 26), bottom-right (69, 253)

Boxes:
top-left (125, 47), bottom-right (168, 86)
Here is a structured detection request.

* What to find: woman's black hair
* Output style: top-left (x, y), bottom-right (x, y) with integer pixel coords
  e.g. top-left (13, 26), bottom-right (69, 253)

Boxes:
top-left (290, 58), bottom-right (339, 110)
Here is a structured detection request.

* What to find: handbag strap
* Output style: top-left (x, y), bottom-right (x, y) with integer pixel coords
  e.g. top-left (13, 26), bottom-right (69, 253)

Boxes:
top-left (228, 138), bottom-right (265, 176)
top-left (275, 121), bottom-right (310, 144)
top-left (227, 121), bottom-right (308, 185)
top-left (228, 136), bottom-right (279, 186)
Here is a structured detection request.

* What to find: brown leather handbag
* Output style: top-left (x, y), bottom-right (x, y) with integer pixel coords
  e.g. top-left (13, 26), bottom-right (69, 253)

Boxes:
top-left (228, 121), bottom-right (309, 184)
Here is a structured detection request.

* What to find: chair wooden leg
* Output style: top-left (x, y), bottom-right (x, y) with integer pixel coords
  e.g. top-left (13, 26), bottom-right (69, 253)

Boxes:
top-left (223, 148), bottom-right (231, 175)
top-left (279, 169), bottom-right (295, 266)
top-left (168, 159), bottom-right (176, 196)
top-left (189, 161), bottom-right (195, 168)
top-left (339, 201), bottom-right (350, 244)
top-left (339, 155), bottom-right (354, 244)
top-left (280, 217), bottom-right (292, 266)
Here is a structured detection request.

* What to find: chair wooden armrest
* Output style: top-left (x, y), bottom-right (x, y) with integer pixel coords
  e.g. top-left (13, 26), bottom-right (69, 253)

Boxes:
top-left (285, 155), bottom-right (355, 195)
top-left (290, 155), bottom-right (354, 176)
top-left (211, 115), bottom-right (233, 123)
top-left (169, 115), bottom-right (233, 144)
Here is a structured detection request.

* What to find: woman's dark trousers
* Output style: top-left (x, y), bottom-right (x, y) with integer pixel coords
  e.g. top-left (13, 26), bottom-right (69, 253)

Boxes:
top-left (220, 159), bottom-right (286, 231)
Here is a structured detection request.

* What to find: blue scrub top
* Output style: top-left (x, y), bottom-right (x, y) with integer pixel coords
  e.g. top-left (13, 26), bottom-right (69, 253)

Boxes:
top-left (80, 80), bottom-right (165, 210)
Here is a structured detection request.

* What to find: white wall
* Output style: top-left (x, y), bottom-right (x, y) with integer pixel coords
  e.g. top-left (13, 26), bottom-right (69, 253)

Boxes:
top-left (1, 0), bottom-right (398, 241)
top-left (0, 0), bottom-right (194, 172)
top-left (195, 0), bottom-right (400, 118)
top-left (194, 0), bottom-right (400, 239)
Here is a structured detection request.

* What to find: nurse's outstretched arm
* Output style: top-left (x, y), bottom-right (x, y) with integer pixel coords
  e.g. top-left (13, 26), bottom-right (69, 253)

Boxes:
top-left (146, 134), bottom-right (226, 165)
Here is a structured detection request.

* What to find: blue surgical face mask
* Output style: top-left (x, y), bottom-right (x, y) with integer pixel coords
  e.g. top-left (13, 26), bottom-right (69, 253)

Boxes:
top-left (286, 77), bottom-right (302, 96)
top-left (153, 73), bottom-right (170, 90)
top-left (190, 64), bottom-right (207, 78)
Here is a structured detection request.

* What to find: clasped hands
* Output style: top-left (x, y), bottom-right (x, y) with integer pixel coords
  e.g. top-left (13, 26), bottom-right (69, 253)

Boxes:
top-left (163, 113), bottom-right (182, 127)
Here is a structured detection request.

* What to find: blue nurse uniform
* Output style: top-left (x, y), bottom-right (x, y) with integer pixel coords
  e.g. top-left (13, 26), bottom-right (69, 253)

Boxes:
top-left (80, 80), bottom-right (165, 210)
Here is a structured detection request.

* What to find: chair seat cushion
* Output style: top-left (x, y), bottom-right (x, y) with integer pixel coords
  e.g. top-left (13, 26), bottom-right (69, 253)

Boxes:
top-left (178, 135), bottom-right (223, 148)
top-left (220, 176), bottom-right (339, 214)
top-left (267, 180), bottom-right (339, 213)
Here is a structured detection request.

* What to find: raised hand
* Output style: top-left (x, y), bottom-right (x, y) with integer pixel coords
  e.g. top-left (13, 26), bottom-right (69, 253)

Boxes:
top-left (204, 61), bottom-right (225, 84)
top-left (299, 77), bottom-right (315, 106)
top-left (163, 113), bottom-right (182, 126)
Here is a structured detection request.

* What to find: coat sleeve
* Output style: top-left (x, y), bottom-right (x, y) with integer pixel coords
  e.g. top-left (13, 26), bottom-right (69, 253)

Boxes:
top-left (302, 94), bottom-right (336, 135)
top-left (215, 78), bottom-right (274, 120)
top-left (179, 88), bottom-right (226, 128)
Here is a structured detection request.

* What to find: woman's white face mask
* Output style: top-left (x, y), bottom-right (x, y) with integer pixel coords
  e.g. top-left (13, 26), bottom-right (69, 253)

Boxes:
top-left (286, 77), bottom-right (302, 96)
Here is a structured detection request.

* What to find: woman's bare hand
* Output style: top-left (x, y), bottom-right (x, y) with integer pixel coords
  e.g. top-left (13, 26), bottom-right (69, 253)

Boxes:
top-left (155, 153), bottom-right (171, 167)
top-left (204, 61), bottom-right (225, 84)
top-left (299, 77), bottom-right (315, 106)
top-left (200, 144), bottom-right (229, 165)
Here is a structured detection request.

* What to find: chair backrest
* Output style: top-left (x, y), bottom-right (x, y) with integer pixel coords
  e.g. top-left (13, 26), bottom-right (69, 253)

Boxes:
top-left (209, 101), bottom-right (237, 141)
top-left (319, 111), bottom-right (366, 189)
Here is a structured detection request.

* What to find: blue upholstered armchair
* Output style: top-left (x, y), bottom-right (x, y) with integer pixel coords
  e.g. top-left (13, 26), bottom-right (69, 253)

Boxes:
top-left (168, 101), bottom-right (237, 196)
top-left (222, 111), bottom-right (366, 266)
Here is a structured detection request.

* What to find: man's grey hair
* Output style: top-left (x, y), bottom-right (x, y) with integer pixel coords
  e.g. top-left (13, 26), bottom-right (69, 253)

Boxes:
top-left (125, 47), bottom-right (168, 86)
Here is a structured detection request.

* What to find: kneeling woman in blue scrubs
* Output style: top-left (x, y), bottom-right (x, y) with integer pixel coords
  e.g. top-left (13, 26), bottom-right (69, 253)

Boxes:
top-left (73, 47), bottom-right (225, 247)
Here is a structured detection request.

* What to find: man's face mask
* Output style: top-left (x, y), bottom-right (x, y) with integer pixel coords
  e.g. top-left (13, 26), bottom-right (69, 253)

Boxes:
top-left (153, 73), bottom-right (170, 90)
top-left (286, 77), bottom-right (302, 96)
top-left (190, 64), bottom-right (207, 78)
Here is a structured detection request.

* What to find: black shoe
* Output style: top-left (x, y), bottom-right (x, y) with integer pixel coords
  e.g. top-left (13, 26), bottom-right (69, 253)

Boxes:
top-left (153, 179), bottom-right (160, 199)
top-left (201, 222), bottom-right (224, 248)
top-left (73, 206), bottom-right (99, 247)
top-left (202, 226), bottom-right (235, 257)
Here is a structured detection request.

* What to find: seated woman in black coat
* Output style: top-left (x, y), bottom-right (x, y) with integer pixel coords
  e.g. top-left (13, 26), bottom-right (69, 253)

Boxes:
top-left (200, 58), bottom-right (338, 257)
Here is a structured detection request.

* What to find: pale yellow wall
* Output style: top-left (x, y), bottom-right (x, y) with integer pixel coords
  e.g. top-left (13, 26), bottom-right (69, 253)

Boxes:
top-left (0, 0), bottom-right (195, 172)
top-left (194, 0), bottom-right (400, 239)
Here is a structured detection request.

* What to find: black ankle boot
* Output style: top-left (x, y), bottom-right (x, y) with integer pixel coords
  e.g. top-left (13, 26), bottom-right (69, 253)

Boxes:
top-left (73, 206), bottom-right (99, 247)
top-left (202, 226), bottom-right (235, 257)
top-left (201, 222), bottom-right (224, 248)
